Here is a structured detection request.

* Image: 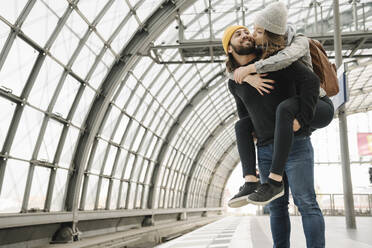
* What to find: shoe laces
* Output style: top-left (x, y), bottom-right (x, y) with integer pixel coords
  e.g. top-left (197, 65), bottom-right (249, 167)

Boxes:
top-left (256, 183), bottom-right (270, 194)
top-left (238, 183), bottom-right (246, 192)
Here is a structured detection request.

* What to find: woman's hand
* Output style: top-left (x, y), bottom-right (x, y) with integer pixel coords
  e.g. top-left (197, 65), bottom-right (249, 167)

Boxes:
top-left (234, 64), bottom-right (256, 83)
top-left (241, 74), bottom-right (275, 95)
top-left (293, 118), bottom-right (301, 132)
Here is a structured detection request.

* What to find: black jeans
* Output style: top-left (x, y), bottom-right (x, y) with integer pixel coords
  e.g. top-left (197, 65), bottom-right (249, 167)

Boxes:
top-left (237, 96), bottom-right (334, 177)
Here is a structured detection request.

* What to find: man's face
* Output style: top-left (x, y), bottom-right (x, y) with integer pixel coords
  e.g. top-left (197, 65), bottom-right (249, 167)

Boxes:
top-left (228, 28), bottom-right (256, 55)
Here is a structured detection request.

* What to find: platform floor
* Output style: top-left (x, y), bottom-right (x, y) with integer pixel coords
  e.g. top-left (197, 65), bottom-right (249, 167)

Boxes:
top-left (155, 215), bottom-right (372, 248)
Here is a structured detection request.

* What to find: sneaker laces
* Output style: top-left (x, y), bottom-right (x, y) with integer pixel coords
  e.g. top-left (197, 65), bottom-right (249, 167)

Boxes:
top-left (238, 183), bottom-right (246, 192)
top-left (255, 183), bottom-right (271, 194)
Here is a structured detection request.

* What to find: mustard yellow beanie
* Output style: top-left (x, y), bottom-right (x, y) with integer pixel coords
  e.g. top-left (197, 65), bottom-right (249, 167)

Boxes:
top-left (222, 25), bottom-right (248, 54)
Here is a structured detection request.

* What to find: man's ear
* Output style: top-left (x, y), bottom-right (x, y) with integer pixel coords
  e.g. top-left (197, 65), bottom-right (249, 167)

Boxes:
top-left (228, 44), bottom-right (233, 54)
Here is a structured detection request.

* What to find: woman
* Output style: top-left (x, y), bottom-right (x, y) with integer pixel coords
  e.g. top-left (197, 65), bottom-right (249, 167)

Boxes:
top-left (228, 2), bottom-right (334, 207)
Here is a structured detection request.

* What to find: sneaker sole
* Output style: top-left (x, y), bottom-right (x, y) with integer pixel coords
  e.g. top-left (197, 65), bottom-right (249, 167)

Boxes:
top-left (247, 190), bottom-right (285, 206)
top-left (228, 195), bottom-right (250, 208)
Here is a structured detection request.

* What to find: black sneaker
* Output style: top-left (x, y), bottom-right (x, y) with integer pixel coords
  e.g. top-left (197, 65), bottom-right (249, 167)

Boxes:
top-left (247, 182), bottom-right (284, 206)
top-left (228, 182), bottom-right (259, 208)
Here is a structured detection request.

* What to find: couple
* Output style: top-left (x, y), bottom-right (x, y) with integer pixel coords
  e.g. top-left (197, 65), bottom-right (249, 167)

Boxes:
top-left (223, 2), bottom-right (334, 248)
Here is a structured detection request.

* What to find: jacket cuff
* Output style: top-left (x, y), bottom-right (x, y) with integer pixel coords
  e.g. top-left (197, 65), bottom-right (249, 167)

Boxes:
top-left (254, 61), bottom-right (264, 74)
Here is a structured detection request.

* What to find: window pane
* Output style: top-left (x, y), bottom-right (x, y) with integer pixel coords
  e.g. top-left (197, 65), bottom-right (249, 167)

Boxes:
top-left (0, 0), bottom-right (29, 24)
top-left (0, 97), bottom-right (16, 151)
top-left (84, 175), bottom-right (99, 210)
top-left (97, 178), bottom-right (109, 209)
top-left (0, 21), bottom-right (10, 52)
top-left (88, 59), bottom-right (109, 89)
top-left (110, 15), bottom-right (138, 52)
top-left (138, 160), bottom-right (148, 183)
top-left (22, 0), bottom-right (65, 47)
top-left (65, 10), bottom-right (88, 40)
top-left (89, 139), bottom-right (107, 174)
top-left (10, 106), bottom-right (43, 160)
top-left (136, 1), bottom-right (159, 23)
top-left (127, 182), bottom-right (136, 209)
top-left (0, 159), bottom-right (28, 213)
top-left (0, 37), bottom-right (38, 96)
top-left (114, 149), bottom-right (127, 178)
top-left (50, 168), bottom-right (68, 211)
top-left (71, 86), bottom-right (96, 127)
top-left (28, 57), bottom-right (64, 111)
top-left (101, 106), bottom-right (121, 139)
top-left (112, 114), bottom-right (130, 144)
top-left (119, 181), bottom-right (128, 209)
top-left (103, 145), bottom-right (116, 176)
top-left (109, 180), bottom-right (120, 210)
top-left (38, 119), bottom-right (64, 162)
top-left (95, 0), bottom-right (130, 41)
top-left (59, 126), bottom-right (79, 169)
top-left (131, 126), bottom-right (145, 152)
top-left (71, 34), bottom-right (101, 79)
top-left (135, 184), bottom-right (142, 208)
top-left (28, 166), bottom-right (50, 210)
top-left (77, 0), bottom-right (109, 24)
top-left (52, 75), bottom-right (80, 118)
top-left (49, 22), bottom-right (80, 65)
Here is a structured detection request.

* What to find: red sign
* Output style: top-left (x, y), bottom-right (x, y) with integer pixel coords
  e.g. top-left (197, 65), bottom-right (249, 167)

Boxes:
top-left (357, 133), bottom-right (372, 156)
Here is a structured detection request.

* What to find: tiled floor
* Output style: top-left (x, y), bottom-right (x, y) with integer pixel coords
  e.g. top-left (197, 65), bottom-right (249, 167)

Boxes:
top-left (155, 216), bottom-right (372, 248)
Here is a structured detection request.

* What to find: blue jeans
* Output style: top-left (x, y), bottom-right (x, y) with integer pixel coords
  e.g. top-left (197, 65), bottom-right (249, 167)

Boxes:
top-left (257, 136), bottom-right (325, 248)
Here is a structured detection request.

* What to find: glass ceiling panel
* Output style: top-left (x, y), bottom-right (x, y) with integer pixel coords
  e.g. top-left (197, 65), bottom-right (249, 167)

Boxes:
top-left (0, 98), bottom-right (16, 151)
top-left (0, 20), bottom-right (9, 52)
top-left (95, 0), bottom-right (130, 41)
top-left (71, 33), bottom-right (103, 78)
top-left (21, 0), bottom-right (66, 47)
top-left (136, 0), bottom-right (160, 23)
top-left (0, 0), bottom-right (28, 25)
top-left (59, 126), bottom-right (80, 169)
top-left (10, 106), bottom-right (43, 160)
top-left (0, 37), bottom-right (38, 96)
top-left (37, 119), bottom-right (64, 162)
top-left (77, 0), bottom-right (109, 24)
top-left (28, 56), bottom-right (64, 111)
top-left (64, 9), bottom-right (87, 40)
top-left (52, 74), bottom-right (80, 118)
top-left (0, 159), bottom-right (28, 213)
top-left (50, 168), bottom-right (68, 211)
top-left (50, 23), bottom-right (81, 65)
top-left (110, 14), bottom-right (139, 53)
top-left (71, 86), bottom-right (96, 126)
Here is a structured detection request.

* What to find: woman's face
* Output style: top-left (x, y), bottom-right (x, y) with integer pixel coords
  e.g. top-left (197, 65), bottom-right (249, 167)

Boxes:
top-left (253, 25), bottom-right (265, 46)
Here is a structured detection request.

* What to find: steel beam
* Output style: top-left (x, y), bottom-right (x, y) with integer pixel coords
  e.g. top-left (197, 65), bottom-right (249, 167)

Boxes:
top-left (0, 207), bottom-right (222, 229)
top-left (333, 0), bottom-right (356, 229)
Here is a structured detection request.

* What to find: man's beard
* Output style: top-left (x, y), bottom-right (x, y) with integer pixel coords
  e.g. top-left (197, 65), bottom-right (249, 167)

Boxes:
top-left (230, 43), bottom-right (256, 55)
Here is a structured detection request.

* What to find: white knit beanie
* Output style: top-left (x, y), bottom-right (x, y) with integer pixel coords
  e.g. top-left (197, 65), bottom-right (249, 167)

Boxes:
top-left (254, 1), bottom-right (288, 35)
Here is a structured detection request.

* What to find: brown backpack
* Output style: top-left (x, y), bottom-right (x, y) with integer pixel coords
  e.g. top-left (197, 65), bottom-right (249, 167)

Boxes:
top-left (309, 39), bottom-right (339, 97)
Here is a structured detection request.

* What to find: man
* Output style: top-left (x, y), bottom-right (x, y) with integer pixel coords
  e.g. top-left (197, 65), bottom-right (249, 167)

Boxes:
top-left (222, 25), bottom-right (325, 247)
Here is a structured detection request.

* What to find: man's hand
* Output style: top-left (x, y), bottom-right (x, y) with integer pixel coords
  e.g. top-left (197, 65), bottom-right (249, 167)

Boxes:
top-left (241, 74), bottom-right (275, 95)
top-left (293, 118), bottom-right (301, 132)
top-left (234, 64), bottom-right (256, 83)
